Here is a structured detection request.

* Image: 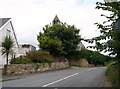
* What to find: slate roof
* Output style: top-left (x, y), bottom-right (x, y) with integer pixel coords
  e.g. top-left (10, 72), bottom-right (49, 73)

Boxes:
top-left (0, 18), bottom-right (11, 28)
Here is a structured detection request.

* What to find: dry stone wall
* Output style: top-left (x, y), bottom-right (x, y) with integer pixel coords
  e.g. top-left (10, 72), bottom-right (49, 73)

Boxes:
top-left (3, 62), bottom-right (69, 75)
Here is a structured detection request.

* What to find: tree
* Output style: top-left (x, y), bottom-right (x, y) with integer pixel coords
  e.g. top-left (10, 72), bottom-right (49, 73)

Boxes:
top-left (85, 1), bottom-right (120, 62)
top-left (38, 34), bottom-right (63, 56)
top-left (1, 36), bottom-right (14, 65)
top-left (37, 23), bottom-right (81, 57)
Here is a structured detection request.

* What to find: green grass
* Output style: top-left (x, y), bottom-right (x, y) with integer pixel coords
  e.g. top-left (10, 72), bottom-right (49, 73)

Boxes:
top-left (106, 64), bottom-right (119, 87)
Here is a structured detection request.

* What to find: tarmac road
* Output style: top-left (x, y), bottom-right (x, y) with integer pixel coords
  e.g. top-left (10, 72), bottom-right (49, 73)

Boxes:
top-left (2, 67), bottom-right (107, 87)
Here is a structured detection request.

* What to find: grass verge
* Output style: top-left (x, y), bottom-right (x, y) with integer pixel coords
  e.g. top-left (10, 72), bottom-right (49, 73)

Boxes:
top-left (106, 64), bottom-right (119, 88)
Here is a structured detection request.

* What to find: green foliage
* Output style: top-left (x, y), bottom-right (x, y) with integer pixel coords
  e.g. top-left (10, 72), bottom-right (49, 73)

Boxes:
top-left (10, 57), bottom-right (32, 64)
top-left (67, 51), bottom-right (82, 60)
top-left (10, 51), bottom-right (53, 64)
top-left (67, 49), bottom-right (112, 65)
top-left (37, 23), bottom-right (81, 56)
top-left (105, 59), bottom-right (118, 66)
top-left (26, 51), bottom-right (53, 63)
top-left (0, 36), bottom-right (14, 65)
top-left (34, 63), bottom-right (41, 70)
top-left (38, 35), bottom-right (63, 56)
top-left (84, 1), bottom-right (120, 61)
top-left (91, 51), bottom-right (106, 65)
top-left (106, 64), bottom-right (119, 87)
top-left (67, 50), bottom-right (92, 61)
top-left (97, 3), bottom-right (120, 84)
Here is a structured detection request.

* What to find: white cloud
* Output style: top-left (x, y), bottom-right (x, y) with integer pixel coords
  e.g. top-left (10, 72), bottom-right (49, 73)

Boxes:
top-left (0, 0), bottom-right (106, 49)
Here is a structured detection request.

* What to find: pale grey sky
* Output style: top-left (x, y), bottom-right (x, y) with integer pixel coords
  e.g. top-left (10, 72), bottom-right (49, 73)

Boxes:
top-left (0, 0), bottom-right (105, 49)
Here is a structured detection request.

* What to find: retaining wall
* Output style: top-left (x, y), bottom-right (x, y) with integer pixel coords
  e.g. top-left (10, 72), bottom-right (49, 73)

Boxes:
top-left (3, 62), bottom-right (69, 75)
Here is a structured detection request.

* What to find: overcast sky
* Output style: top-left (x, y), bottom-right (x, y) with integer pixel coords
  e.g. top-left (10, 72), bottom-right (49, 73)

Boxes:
top-left (0, 0), bottom-right (106, 49)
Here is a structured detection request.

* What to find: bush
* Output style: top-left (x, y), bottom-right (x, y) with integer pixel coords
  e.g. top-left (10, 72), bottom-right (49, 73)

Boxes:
top-left (66, 51), bottom-right (81, 60)
top-left (106, 64), bottom-right (119, 87)
top-left (26, 51), bottom-right (53, 63)
top-left (67, 49), bottom-right (112, 66)
top-left (10, 57), bottom-right (32, 64)
top-left (105, 60), bottom-right (118, 67)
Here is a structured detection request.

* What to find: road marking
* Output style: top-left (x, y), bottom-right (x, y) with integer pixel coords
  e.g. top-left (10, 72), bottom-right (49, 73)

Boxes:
top-left (42, 73), bottom-right (79, 87)
top-left (86, 68), bottom-right (97, 71)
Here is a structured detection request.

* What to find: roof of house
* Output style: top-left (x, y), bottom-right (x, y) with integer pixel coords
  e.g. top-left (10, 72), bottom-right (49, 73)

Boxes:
top-left (0, 18), bottom-right (19, 47)
top-left (0, 18), bottom-right (11, 28)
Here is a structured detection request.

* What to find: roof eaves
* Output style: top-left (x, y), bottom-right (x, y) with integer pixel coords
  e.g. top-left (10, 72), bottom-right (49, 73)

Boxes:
top-left (0, 18), bottom-right (11, 31)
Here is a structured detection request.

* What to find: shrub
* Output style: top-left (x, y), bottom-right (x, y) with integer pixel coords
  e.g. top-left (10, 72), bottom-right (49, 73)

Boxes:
top-left (67, 49), bottom-right (112, 66)
top-left (106, 64), bottom-right (119, 87)
top-left (34, 63), bottom-right (41, 70)
top-left (66, 49), bottom-right (92, 61)
top-left (10, 57), bottom-right (32, 64)
top-left (105, 60), bottom-right (118, 67)
top-left (26, 51), bottom-right (53, 63)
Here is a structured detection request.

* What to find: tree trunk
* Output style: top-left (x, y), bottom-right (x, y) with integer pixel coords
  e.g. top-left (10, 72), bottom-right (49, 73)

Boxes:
top-left (6, 53), bottom-right (8, 65)
top-left (4, 53), bottom-right (9, 74)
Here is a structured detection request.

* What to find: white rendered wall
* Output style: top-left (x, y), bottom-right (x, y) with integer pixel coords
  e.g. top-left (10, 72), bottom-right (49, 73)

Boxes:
top-left (0, 21), bottom-right (19, 66)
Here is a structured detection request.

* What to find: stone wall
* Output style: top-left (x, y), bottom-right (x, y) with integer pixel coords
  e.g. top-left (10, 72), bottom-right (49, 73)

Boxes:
top-left (3, 62), bottom-right (69, 75)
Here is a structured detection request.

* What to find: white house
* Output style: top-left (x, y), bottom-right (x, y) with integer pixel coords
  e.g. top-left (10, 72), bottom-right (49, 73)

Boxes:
top-left (0, 18), bottom-right (19, 66)
top-left (18, 44), bottom-right (36, 56)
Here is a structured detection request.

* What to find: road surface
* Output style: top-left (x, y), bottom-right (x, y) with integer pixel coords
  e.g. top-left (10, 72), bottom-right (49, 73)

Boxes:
top-left (2, 67), bottom-right (106, 87)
